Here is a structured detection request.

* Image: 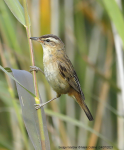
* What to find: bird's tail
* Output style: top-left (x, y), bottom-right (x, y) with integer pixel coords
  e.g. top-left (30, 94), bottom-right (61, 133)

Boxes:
top-left (81, 101), bottom-right (94, 121)
top-left (68, 89), bottom-right (93, 121)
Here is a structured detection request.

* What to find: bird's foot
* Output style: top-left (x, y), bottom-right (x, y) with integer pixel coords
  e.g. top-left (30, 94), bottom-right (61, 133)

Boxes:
top-left (34, 96), bottom-right (61, 110)
top-left (30, 66), bottom-right (44, 74)
top-left (30, 66), bottom-right (39, 73)
top-left (34, 103), bottom-right (44, 110)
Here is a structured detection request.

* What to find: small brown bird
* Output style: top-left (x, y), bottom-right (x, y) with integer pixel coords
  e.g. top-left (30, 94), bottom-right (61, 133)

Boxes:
top-left (30, 34), bottom-right (93, 121)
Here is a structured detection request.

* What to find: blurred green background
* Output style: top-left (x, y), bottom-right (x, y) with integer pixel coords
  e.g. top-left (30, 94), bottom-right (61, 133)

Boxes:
top-left (0, 0), bottom-right (124, 150)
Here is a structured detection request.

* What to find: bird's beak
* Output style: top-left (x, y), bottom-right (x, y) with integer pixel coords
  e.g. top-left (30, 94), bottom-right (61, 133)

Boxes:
top-left (30, 37), bottom-right (39, 40)
top-left (30, 37), bottom-right (42, 42)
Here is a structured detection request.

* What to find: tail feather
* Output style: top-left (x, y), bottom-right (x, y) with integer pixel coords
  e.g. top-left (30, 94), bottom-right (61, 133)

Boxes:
top-left (82, 102), bottom-right (93, 121)
top-left (69, 89), bottom-right (93, 121)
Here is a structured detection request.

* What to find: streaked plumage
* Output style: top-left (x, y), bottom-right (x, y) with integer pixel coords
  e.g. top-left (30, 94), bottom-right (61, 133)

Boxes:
top-left (30, 34), bottom-right (93, 121)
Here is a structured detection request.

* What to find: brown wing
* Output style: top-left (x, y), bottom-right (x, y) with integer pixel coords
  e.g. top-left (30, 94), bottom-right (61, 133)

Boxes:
top-left (57, 55), bottom-right (85, 100)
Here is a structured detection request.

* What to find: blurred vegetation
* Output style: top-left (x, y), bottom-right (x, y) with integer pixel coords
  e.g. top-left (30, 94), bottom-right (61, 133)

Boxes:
top-left (0, 0), bottom-right (124, 150)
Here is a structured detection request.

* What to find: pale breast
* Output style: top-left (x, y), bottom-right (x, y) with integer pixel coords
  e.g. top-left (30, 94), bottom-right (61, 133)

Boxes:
top-left (43, 56), bottom-right (70, 94)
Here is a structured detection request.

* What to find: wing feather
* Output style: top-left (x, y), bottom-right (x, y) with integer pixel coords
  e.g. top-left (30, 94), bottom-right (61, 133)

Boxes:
top-left (57, 55), bottom-right (85, 100)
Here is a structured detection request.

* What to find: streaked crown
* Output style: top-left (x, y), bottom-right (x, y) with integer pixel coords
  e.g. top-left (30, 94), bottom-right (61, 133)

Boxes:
top-left (30, 34), bottom-right (65, 50)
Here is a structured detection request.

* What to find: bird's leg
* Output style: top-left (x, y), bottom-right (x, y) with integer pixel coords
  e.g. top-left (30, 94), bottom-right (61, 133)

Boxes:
top-left (35, 94), bottom-right (61, 110)
top-left (30, 66), bottom-right (44, 75)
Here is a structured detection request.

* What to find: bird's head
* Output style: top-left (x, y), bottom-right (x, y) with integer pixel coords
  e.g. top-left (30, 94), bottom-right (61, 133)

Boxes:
top-left (30, 34), bottom-right (65, 53)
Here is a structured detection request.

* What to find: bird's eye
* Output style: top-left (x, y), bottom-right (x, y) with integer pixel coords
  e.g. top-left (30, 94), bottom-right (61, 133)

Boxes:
top-left (46, 39), bottom-right (50, 42)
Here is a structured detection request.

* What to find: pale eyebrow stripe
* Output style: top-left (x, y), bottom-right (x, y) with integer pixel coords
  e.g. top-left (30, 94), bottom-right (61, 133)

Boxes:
top-left (47, 37), bottom-right (59, 43)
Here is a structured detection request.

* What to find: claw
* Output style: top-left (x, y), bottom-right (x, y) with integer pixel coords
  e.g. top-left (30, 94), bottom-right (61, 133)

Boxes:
top-left (34, 103), bottom-right (44, 110)
top-left (30, 66), bottom-right (44, 75)
top-left (35, 106), bottom-right (40, 110)
top-left (30, 66), bottom-right (39, 73)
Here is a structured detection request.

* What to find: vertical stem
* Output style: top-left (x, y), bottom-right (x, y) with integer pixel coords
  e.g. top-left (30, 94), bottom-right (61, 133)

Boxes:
top-left (88, 33), bottom-right (113, 148)
top-left (64, 0), bottom-right (75, 145)
top-left (23, 0), bottom-right (39, 98)
top-left (112, 1), bottom-right (124, 149)
top-left (25, 27), bottom-right (39, 97)
top-left (23, 0), bottom-right (46, 149)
